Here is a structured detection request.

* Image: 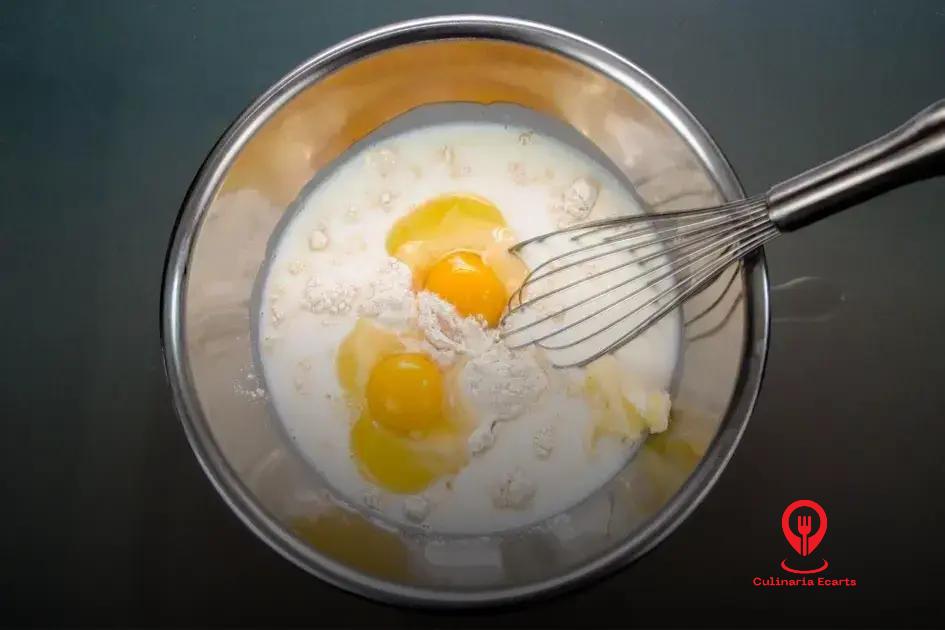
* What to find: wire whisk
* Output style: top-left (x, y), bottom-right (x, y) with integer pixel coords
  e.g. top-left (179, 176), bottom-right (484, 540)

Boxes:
top-left (501, 98), bottom-right (945, 367)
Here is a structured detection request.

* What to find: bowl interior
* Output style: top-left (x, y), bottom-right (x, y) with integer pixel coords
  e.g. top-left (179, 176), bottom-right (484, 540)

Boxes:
top-left (168, 30), bottom-right (764, 605)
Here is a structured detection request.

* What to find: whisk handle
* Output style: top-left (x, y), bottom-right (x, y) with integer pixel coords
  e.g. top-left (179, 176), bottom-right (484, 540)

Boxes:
top-left (767, 98), bottom-right (945, 232)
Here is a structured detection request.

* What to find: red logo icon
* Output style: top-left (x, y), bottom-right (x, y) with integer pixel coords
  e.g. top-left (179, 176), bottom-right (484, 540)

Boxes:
top-left (753, 499), bottom-right (856, 587)
top-left (780, 499), bottom-right (829, 574)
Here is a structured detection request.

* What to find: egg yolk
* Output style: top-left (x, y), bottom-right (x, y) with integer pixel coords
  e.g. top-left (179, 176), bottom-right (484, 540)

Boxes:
top-left (351, 415), bottom-right (460, 494)
top-left (365, 353), bottom-right (443, 433)
top-left (337, 320), bottom-right (469, 493)
top-left (385, 193), bottom-right (528, 326)
top-left (424, 251), bottom-right (507, 327)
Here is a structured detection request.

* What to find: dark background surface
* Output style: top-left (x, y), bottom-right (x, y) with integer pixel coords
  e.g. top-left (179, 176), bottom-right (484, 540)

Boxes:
top-left (2, 0), bottom-right (945, 627)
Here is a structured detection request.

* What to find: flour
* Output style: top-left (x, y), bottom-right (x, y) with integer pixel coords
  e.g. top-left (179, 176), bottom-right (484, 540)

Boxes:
top-left (292, 358), bottom-right (312, 395)
top-left (467, 422), bottom-right (497, 456)
top-left (270, 303), bottom-right (286, 326)
top-left (302, 276), bottom-right (358, 315)
top-left (301, 257), bottom-right (413, 324)
top-left (533, 425), bottom-right (555, 459)
top-left (308, 227), bottom-right (329, 251)
top-left (403, 495), bottom-right (431, 523)
top-left (235, 382), bottom-right (267, 401)
top-left (413, 292), bottom-right (548, 460)
top-left (367, 148), bottom-right (398, 177)
top-left (416, 292), bottom-right (496, 360)
top-left (358, 258), bottom-right (415, 327)
top-left (556, 176), bottom-right (599, 223)
top-left (491, 468), bottom-right (536, 510)
top-left (460, 343), bottom-right (548, 422)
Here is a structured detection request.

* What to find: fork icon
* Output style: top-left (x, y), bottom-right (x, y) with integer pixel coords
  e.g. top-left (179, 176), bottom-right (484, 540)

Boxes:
top-left (797, 515), bottom-right (813, 556)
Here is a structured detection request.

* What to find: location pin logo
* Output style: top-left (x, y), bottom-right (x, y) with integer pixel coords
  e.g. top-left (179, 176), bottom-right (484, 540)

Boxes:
top-left (781, 499), bottom-right (828, 556)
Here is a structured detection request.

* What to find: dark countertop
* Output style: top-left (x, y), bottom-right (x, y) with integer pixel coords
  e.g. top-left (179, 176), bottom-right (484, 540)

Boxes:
top-left (2, 1), bottom-right (944, 627)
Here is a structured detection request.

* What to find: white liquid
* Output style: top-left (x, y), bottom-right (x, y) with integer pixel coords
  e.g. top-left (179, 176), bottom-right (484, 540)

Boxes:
top-left (257, 121), bottom-right (680, 534)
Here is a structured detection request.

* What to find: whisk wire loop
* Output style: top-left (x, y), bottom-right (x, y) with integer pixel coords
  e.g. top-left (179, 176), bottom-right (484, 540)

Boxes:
top-left (500, 195), bottom-right (776, 367)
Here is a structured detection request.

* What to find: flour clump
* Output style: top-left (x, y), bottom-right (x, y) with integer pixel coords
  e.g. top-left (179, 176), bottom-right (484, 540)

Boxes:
top-left (358, 258), bottom-right (415, 327)
top-left (460, 343), bottom-right (548, 421)
top-left (302, 276), bottom-right (358, 315)
top-left (491, 468), bottom-right (537, 509)
top-left (416, 292), bottom-right (496, 364)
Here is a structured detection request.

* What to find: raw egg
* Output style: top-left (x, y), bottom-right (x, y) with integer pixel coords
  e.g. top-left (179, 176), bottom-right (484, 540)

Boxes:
top-left (336, 319), bottom-right (469, 493)
top-left (424, 251), bottom-right (507, 327)
top-left (366, 353), bottom-right (443, 433)
top-left (386, 194), bottom-right (527, 326)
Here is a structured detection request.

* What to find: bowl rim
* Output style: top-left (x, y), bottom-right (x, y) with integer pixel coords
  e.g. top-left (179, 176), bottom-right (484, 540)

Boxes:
top-left (160, 14), bottom-right (770, 608)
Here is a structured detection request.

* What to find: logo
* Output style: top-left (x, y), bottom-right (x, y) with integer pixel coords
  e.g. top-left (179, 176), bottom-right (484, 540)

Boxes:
top-left (751, 499), bottom-right (857, 588)
top-left (780, 499), bottom-right (828, 574)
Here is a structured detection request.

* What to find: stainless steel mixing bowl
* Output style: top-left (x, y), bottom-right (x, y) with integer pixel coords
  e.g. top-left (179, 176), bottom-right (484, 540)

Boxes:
top-left (161, 15), bottom-right (769, 606)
